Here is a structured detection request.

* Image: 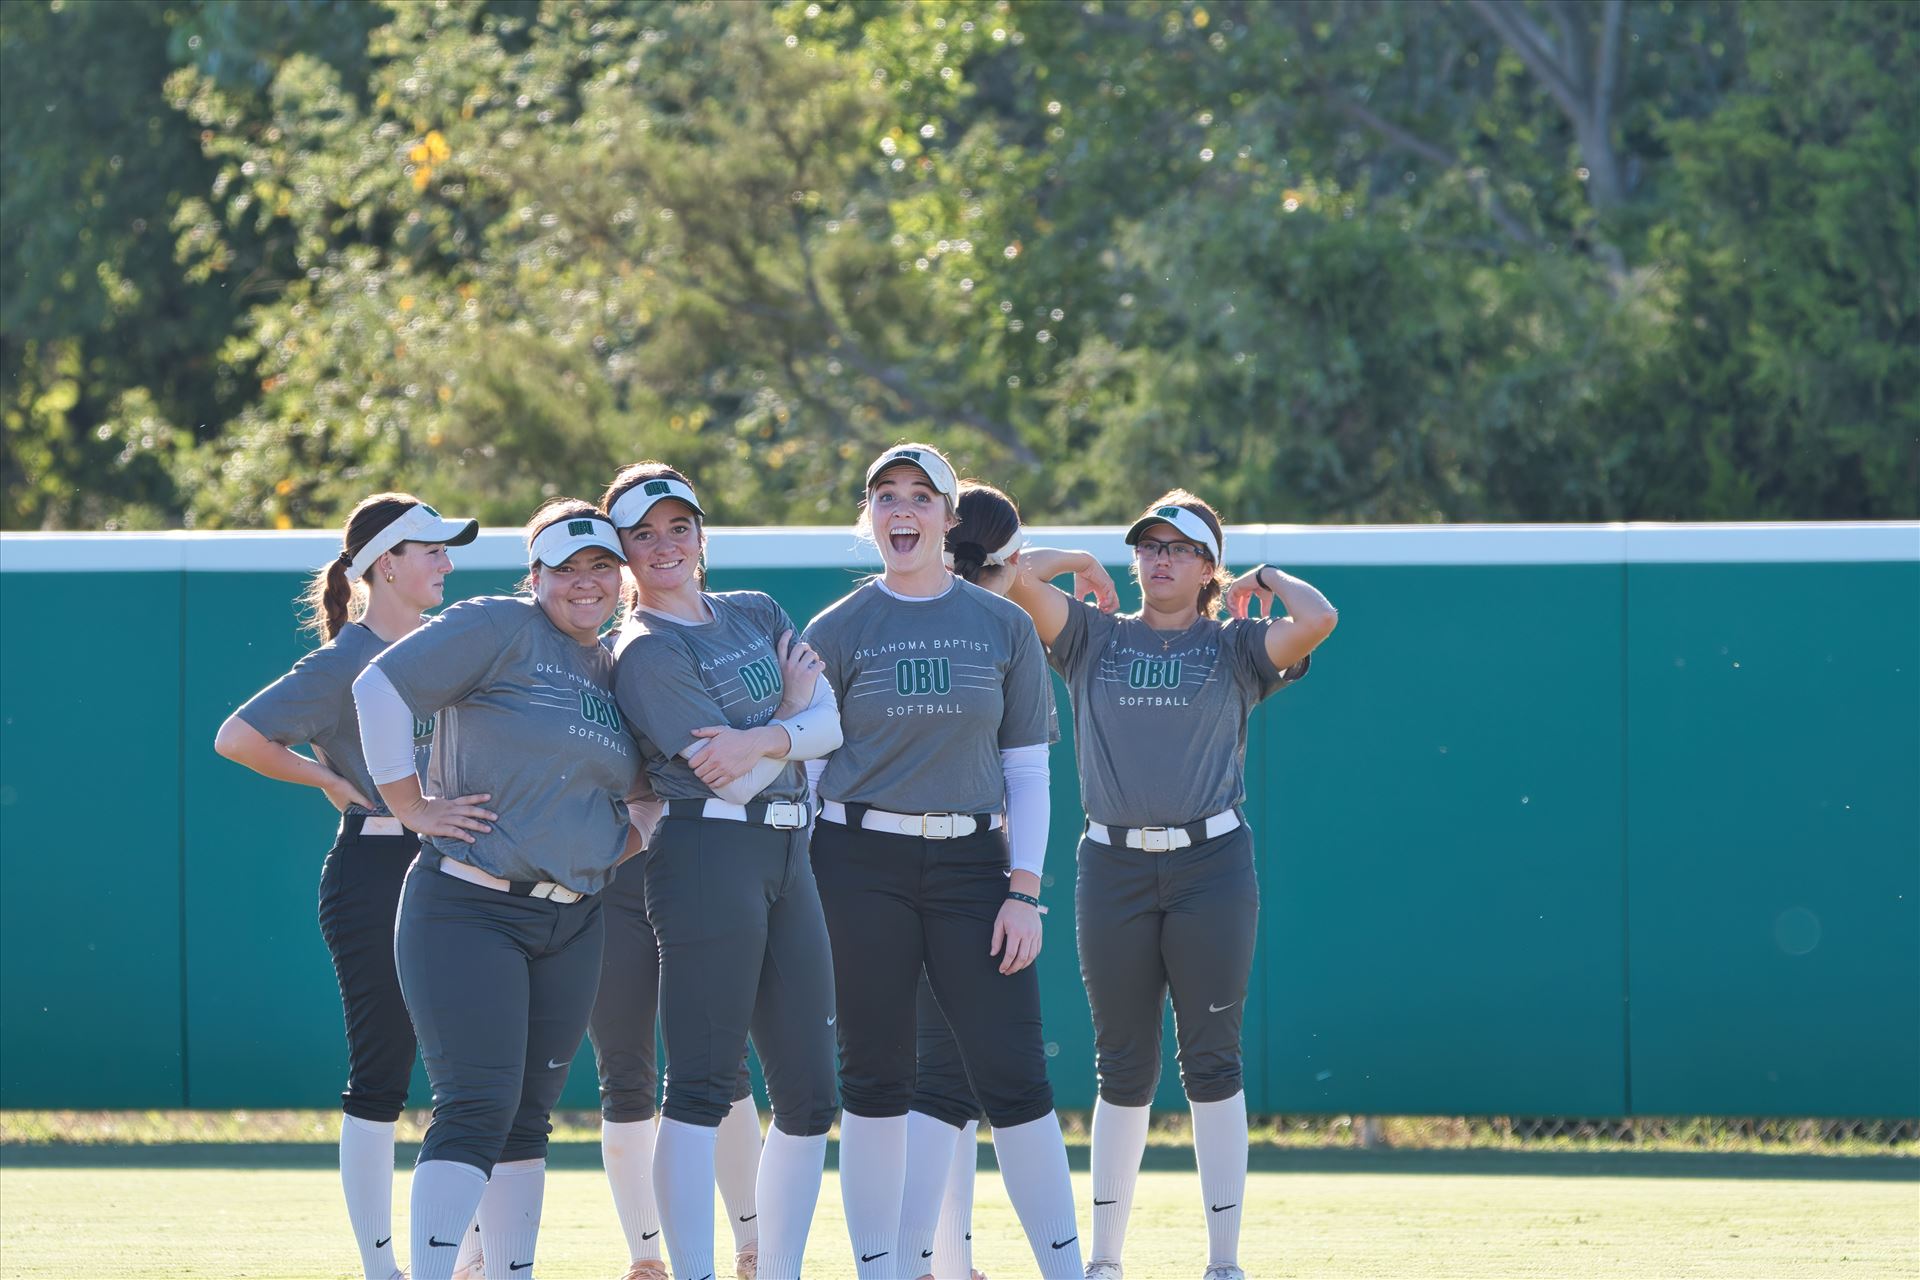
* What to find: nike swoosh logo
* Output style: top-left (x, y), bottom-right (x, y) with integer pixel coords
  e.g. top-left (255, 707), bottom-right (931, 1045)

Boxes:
top-left (827, 1015), bottom-right (836, 1025)
top-left (510, 1264), bottom-right (532, 1272)
top-left (1094, 1198), bottom-right (1116, 1206)
top-left (429, 1236), bottom-right (458, 1248)
top-left (1209, 1001), bottom-right (1236, 1013)
top-left (739, 1214), bottom-right (756, 1223)
top-left (1211, 1202), bottom-right (1237, 1213)
top-left (922, 1249), bottom-right (934, 1258)
top-left (1051, 1236), bottom-right (1077, 1249)
top-left (547, 1058), bottom-right (568, 1069)
top-left (642, 1230), bottom-right (660, 1241)
top-left (374, 1236), bottom-right (391, 1249)
top-left (860, 1251), bottom-right (889, 1262)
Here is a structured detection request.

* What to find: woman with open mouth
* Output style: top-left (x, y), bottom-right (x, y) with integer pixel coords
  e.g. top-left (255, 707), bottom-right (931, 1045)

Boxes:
top-left (1009, 491), bottom-right (1338, 1280)
top-left (215, 492), bottom-right (481, 1280)
top-left (595, 461), bottom-right (843, 1280)
top-left (803, 444), bottom-right (1085, 1280)
top-left (351, 499), bottom-right (649, 1280)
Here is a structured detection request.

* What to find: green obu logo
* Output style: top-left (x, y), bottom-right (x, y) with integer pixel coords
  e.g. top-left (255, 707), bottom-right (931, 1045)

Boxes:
top-left (579, 689), bottom-right (623, 732)
top-left (643, 479), bottom-right (671, 496)
top-left (1127, 658), bottom-right (1182, 689)
top-left (739, 655), bottom-right (782, 702)
top-left (412, 713), bottom-right (435, 738)
top-left (895, 657), bottom-right (951, 696)
top-left (567, 519), bottom-right (595, 536)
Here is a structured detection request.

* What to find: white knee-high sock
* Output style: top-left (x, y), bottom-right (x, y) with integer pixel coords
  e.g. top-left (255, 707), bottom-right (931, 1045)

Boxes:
top-left (655, 1117), bottom-right (720, 1280)
top-left (990, 1112), bottom-right (1083, 1279)
top-left (451, 1219), bottom-right (484, 1279)
top-left (837, 1111), bottom-right (908, 1279)
top-left (753, 1124), bottom-right (829, 1280)
top-left (715, 1095), bottom-right (764, 1251)
top-left (339, 1115), bottom-right (400, 1280)
top-left (1191, 1092), bottom-right (1249, 1267)
top-left (477, 1157), bottom-right (545, 1278)
top-left (409, 1160), bottom-right (489, 1280)
top-left (1089, 1099), bottom-right (1151, 1264)
top-left (931, 1119), bottom-right (979, 1280)
top-left (899, 1112), bottom-right (963, 1274)
top-left (603, 1117), bottom-right (665, 1261)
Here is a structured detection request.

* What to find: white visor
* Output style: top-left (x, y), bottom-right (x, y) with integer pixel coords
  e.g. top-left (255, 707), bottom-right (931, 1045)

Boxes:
top-left (864, 445), bottom-right (958, 501)
top-left (1124, 504), bottom-right (1221, 563)
top-left (530, 513), bottom-right (625, 568)
top-left (985, 527), bottom-right (1024, 565)
top-left (345, 502), bottom-right (479, 582)
top-left (610, 476), bottom-right (705, 530)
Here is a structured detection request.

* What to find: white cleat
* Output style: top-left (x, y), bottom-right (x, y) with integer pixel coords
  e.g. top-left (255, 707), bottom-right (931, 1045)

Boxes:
top-left (735, 1241), bottom-right (758, 1280)
top-left (1085, 1263), bottom-right (1124, 1280)
top-left (1201, 1266), bottom-right (1246, 1280)
top-left (621, 1260), bottom-right (669, 1280)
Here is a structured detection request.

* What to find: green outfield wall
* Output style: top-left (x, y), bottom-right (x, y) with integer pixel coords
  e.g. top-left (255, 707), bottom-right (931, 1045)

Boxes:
top-left (2, 524), bottom-right (1915, 1117)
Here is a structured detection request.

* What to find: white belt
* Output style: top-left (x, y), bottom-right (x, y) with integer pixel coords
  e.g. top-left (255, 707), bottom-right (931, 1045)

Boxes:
top-left (819, 800), bottom-right (1003, 840)
top-left (437, 856), bottom-right (586, 904)
top-left (665, 798), bottom-right (810, 829)
top-left (1085, 809), bottom-right (1240, 852)
top-left (346, 814), bottom-right (406, 837)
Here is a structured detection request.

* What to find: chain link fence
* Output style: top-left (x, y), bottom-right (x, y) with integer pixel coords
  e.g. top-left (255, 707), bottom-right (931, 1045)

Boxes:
top-left (3, 1111), bottom-right (1913, 1153)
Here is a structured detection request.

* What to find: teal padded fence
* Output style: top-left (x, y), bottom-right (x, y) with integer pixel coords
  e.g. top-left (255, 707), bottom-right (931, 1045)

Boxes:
top-left (2, 524), bottom-right (1915, 1116)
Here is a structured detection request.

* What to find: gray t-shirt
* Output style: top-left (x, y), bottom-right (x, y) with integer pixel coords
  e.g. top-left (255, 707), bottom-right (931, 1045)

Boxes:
top-left (236, 623), bottom-right (431, 813)
top-left (1047, 600), bottom-right (1308, 828)
top-left (373, 595), bottom-right (638, 894)
top-left (804, 579), bottom-right (1052, 814)
top-left (614, 591), bottom-right (806, 804)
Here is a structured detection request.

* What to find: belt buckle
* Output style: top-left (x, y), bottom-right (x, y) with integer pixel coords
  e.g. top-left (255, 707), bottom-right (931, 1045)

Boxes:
top-left (921, 812), bottom-right (956, 840)
top-left (765, 801), bottom-right (804, 830)
top-left (1137, 826), bottom-right (1173, 853)
top-left (531, 883), bottom-right (582, 904)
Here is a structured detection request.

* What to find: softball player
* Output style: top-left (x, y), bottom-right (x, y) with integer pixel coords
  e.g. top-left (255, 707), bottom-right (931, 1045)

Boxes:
top-left (604, 462), bottom-right (842, 1280)
top-left (1009, 491), bottom-right (1338, 1280)
top-left (213, 492), bottom-right (481, 1280)
top-left (901, 481), bottom-right (1117, 1280)
top-left (804, 446), bottom-right (1083, 1280)
top-left (352, 499), bottom-right (644, 1280)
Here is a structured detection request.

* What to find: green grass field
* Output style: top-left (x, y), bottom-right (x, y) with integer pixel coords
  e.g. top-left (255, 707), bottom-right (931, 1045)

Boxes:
top-left (2, 1144), bottom-right (1914, 1280)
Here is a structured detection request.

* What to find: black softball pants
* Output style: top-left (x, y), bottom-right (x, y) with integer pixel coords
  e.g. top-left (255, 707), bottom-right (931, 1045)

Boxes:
top-left (1076, 823), bottom-right (1259, 1107)
top-left (317, 819), bottom-right (421, 1122)
top-left (395, 857), bottom-right (606, 1171)
top-left (643, 816), bottom-right (838, 1136)
top-left (586, 854), bottom-right (755, 1123)
top-left (912, 971), bottom-right (983, 1128)
top-left (812, 819), bottom-right (1053, 1127)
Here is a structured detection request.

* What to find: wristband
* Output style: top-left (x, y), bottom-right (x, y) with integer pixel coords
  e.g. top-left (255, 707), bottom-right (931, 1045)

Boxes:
top-left (1255, 565), bottom-right (1278, 592)
top-left (1006, 890), bottom-right (1047, 915)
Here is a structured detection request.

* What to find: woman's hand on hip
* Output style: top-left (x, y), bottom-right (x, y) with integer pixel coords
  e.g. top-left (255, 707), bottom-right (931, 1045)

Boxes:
top-left (394, 792), bottom-right (496, 843)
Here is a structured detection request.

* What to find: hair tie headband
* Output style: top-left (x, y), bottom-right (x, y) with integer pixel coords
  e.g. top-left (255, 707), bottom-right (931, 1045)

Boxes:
top-left (949, 539), bottom-right (988, 564)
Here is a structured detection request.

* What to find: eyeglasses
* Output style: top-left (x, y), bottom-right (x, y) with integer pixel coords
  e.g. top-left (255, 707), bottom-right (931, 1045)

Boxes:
top-left (1134, 538), bottom-right (1209, 562)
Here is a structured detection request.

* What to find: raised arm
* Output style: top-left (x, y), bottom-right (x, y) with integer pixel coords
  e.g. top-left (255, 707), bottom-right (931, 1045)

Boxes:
top-left (1226, 564), bottom-right (1339, 669)
top-left (1008, 547), bottom-right (1115, 646)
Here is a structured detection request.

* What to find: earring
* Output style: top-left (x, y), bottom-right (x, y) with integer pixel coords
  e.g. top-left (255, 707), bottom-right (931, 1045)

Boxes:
top-left (384, 572), bottom-right (395, 583)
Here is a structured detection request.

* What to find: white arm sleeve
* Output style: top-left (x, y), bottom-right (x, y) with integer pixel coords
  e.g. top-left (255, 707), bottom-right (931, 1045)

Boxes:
top-left (680, 740), bottom-right (789, 807)
top-left (1000, 743), bottom-right (1051, 879)
top-left (351, 664), bottom-right (420, 787)
top-left (772, 677), bottom-right (842, 761)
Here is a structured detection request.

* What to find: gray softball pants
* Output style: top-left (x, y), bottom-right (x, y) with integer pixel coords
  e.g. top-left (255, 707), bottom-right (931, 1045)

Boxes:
top-left (587, 854), bottom-right (756, 1122)
top-left (395, 857), bottom-right (606, 1171)
top-left (1076, 824), bottom-right (1259, 1106)
top-left (643, 816), bottom-right (838, 1136)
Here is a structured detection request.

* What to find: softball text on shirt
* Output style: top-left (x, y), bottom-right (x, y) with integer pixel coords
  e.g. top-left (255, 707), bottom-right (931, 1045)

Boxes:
top-left (1048, 599), bottom-right (1307, 829)
top-left (615, 591), bottom-right (808, 804)
top-left (373, 595), bottom-right (637, 894)
top-left (237, 623), bottom-right (432, 813)
top-left (803, 580), bottom-right (1051, 814)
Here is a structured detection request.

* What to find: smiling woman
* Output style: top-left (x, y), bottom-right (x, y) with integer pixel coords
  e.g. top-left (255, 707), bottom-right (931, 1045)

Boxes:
top-left (590, 459), bottom-right (842, 1280)
top-left (346, 496), bottom-right (652, 1280)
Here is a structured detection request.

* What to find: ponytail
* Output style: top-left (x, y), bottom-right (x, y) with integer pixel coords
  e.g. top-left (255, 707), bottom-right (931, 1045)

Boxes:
top-left (300, 555), bottom-right (357, 641)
